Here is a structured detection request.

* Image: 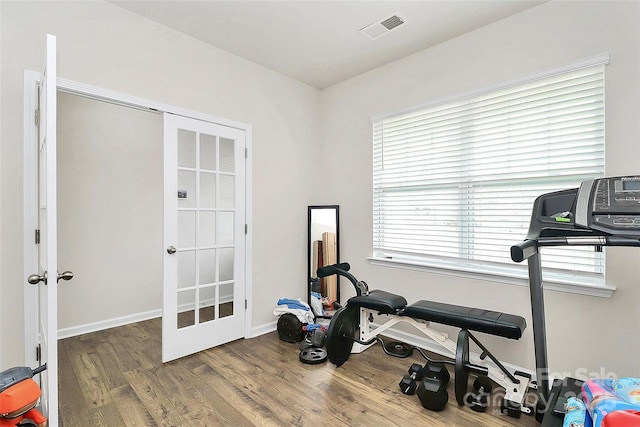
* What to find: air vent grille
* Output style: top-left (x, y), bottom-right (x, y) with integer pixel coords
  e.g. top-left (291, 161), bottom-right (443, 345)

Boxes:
top-left (359, 12), bottom-right (407, 40)
top-left (380, 15), bottom-right (404, 30)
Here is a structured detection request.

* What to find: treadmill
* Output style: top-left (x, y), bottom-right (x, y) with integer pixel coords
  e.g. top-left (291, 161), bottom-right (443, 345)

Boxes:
top-left (511, 175), bottom-right (640, 425)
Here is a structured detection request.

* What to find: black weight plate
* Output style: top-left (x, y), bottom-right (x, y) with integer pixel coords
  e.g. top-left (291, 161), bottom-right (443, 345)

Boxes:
top-left (473, 375), bottom-right (493, 394)
top-left (299, 347), bottom-right (328, 364)
top-left (465, 390), bottom-right (489, 413)
top-left (326, 307), bottom-right (356, 366)
top-left (277, 313), bottom-right (305, 342)
top-left (384, 341), bottom-right (413, 358)
top-left (455, 329), bottom-right (470, 405)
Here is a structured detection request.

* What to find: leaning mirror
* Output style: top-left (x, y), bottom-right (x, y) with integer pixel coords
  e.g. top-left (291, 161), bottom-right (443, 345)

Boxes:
top-left (307, 205), bottom-right (340, 316)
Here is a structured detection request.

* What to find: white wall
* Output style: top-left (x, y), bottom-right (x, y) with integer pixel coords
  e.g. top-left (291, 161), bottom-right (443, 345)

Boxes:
top-left (320, 0), bottom-right (640, 378)
top-left (57, 92), bottom-right (163, 329)
top-left (0, 0), bottom-right (321, 366)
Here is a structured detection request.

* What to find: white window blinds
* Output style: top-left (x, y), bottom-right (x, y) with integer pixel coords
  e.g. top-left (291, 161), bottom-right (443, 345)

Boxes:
top-left (372, 63), bottom-right (605, 285)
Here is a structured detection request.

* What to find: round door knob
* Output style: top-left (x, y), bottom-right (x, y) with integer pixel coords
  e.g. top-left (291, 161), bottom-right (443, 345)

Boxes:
top-left (57, 271), bottom-right (74, 282)
top-left (167, 246), bottom-right (176, 254)
top-left (28, 272), bottom-right (47, 285)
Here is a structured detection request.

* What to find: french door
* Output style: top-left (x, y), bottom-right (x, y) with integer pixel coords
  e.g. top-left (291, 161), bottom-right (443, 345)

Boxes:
top-left (31, 33), bottom-right (60, 423)
top-left (162, 113), bottom-right (247, 362)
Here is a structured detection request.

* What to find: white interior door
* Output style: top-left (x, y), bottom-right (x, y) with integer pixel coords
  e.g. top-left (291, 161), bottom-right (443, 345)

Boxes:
top-left (33, 33), bottom-right (59, 423)
top-left (162, 113), bottom-right (246, 362)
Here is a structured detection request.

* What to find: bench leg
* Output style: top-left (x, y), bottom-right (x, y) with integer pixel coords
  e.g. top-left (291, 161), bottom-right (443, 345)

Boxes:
top-left (351, 307), bottom-right (376, 354)
top-left (468, 331), bottom-right (518, 384)
top-left (462, 331), bottom-right (533, 418)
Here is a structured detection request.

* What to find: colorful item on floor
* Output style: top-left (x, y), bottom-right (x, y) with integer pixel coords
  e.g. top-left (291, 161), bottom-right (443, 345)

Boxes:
top-left (580, 378), bottom-right (640, 427)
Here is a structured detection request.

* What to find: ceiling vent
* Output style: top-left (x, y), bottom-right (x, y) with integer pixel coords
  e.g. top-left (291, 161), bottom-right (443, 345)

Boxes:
top-left (359, 12), bottom-right (407, 40)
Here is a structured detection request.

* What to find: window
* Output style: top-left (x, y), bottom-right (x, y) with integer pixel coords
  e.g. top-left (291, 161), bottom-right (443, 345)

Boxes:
top-left (372, 63), bottom-right (606, 287)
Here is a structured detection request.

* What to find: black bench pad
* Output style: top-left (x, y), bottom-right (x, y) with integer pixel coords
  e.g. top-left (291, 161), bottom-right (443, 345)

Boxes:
top-left (347, 290), bottom-right (407, 315)
top-left (400, 300), bottom-right (526, 340)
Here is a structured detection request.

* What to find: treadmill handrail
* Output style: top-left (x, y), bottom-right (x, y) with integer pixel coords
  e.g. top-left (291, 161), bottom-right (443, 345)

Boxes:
top-left (512, 235), bottom-right (640, 262)
top-left (511, 239), bottom-right (538, 262)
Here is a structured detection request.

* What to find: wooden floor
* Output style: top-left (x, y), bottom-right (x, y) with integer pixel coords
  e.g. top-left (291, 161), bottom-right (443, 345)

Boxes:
top-left (58, 318), bottom-right (540, 426)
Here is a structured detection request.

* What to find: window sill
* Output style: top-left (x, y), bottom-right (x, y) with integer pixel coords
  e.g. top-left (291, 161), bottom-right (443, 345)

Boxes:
top-left (367, 256), bottom-right (616, 299)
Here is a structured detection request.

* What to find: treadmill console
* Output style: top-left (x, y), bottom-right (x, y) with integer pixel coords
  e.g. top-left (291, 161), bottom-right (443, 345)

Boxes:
top-left (575, 176), bottom-right (640, 235)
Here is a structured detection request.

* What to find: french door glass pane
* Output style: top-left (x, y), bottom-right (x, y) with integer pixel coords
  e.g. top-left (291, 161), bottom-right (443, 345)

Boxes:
top-left (200, 172), bottom-right (216, 209)
top-left (220, 282), bottom-right (234, 319)
top-left (177, 289), bottom-right (196, 329)
top-left (178, 129), bottom-right (196, 169)
top-left (178, 211), bottom-right (196, 248)
top-left (199, 211), bottom-right (216, 247)
top-left (199, 249), bottom-right (216, 285)
top-left (217, 212), bottom-right (234, 245)
top-left (219, 175), bottom-right (234, 209)
top-left (219, 137), bottom-right (234, 173)
top-left (178, 170), bottom-right (196, 209)
top-left (219, 248), bottom-right (234, 281)
top-left (177, 251), bottom-right (195, 289)
top-left (199, 286), bottom-right (216, 324)
top-left (200, 133), bottom-right (217, 171)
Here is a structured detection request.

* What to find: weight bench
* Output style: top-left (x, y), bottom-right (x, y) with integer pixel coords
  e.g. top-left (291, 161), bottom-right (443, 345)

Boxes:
top-left (319, 263), bottom-right (533, 418)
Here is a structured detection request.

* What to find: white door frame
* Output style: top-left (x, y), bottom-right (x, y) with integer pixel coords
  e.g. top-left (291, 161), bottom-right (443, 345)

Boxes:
top-left (23, 74), bottom-right (254, 367)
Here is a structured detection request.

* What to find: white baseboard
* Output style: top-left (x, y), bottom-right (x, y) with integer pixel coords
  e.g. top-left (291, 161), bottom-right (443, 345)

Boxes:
top-left (58, 309), bottom-right (162, 340)
top-left (58, 310), bottom-right (278, 341)
top-left (57, 296), bottom-right (237, 340)
top-left (250, 320), bottom-right (277, 338)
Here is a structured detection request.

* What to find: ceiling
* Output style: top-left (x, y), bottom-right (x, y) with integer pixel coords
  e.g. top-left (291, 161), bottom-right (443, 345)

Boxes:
top-left (110, 0), bottom-right (546, 89)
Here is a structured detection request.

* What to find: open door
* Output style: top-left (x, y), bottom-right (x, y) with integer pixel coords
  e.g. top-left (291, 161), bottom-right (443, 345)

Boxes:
top-left (25, 33), bottom-right (66, 424)
top-left (36, 33), bottom-right (58, 423)
top-left (162, 113), bottom-right (246, 362)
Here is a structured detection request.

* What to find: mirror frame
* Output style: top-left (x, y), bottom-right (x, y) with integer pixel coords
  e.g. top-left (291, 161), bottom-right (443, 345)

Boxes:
top-left (307, 205), bottom-right (340, 311)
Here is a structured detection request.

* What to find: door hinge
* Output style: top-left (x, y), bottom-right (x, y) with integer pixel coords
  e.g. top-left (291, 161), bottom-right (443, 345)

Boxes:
top-left (35, 229), bottom-right (40, 244)
top-left (36, 344), bottom-right (42, 362)
top-left (35, 110), bottom-right (40, 126)
top-left (245, 224), bottom-right (248, 234)
top-left (245, 299), bottom-right (248, 309)
top-left (245, 148), bottom-right (248, 159)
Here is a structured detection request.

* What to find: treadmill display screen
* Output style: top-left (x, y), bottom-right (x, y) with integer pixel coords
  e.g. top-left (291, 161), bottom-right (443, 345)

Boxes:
top-left (622, 180), bottom-right (640, 191)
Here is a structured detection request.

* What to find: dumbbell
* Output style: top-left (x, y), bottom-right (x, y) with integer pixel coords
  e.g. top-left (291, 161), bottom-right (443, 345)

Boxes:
top-left (464, 376), bottom-right (493, 412)
top-left (399, 363), bottom-right (424, 395)
top-left (310, 329), bottom-right (326, 348)
top-left (300, 328), bottom-right (327, 350)
top-left (416, 376), bottom-right (449, 412)
top-left (299, 336), bottom-right (313, 350)
top-left (423, 361), bottom-right (450, 386)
